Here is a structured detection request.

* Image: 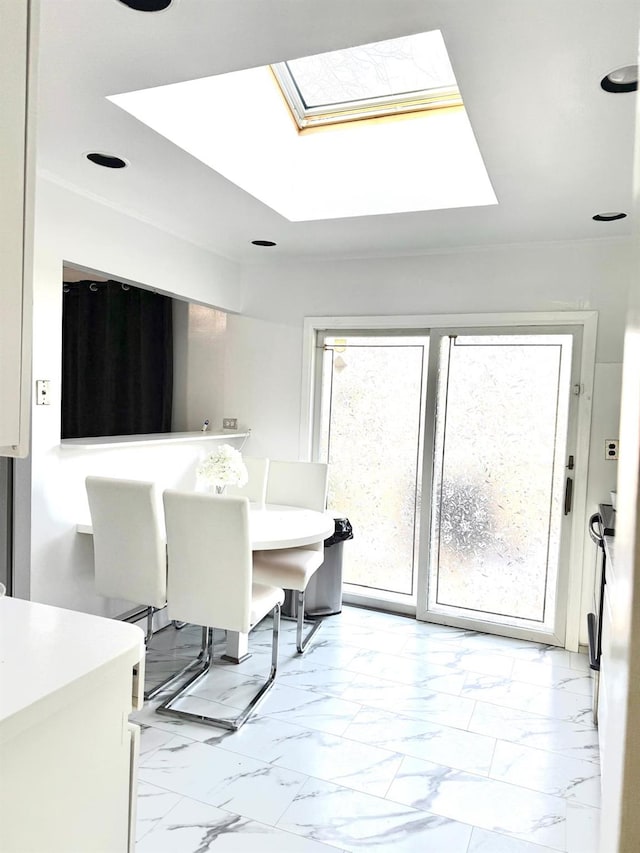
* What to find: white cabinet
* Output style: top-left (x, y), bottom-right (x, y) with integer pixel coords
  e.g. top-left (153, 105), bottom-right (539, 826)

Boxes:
top-left (0, 0), bottom-right (37, 456)
top-left (0, 597), bottom-right (145, 852)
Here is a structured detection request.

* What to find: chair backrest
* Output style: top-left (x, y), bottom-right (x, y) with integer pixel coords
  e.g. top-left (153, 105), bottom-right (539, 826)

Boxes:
top-left (226, 456), bottom-right (270, 506)
top-left (85, 476), bottom-right (167, 609)
top-left (265, 460), bottom-right (329, 512)
top-left (162, 490), bottom-right (253, 633)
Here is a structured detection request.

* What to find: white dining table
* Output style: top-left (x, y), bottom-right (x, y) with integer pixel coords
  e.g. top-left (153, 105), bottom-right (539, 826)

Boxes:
top-left (248, 503), bottom-right (335, 550)
top-left (76, 503), bottom-right (334, 548)
top-left (77, 502), bottom-right (335, 662)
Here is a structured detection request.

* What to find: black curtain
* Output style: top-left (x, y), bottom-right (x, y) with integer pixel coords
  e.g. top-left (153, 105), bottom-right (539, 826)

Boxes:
top-left (61, 280), bottom-right (173, 439)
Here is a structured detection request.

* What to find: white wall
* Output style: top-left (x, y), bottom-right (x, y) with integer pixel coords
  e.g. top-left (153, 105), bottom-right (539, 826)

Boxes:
top-left (223, 313), bottom-right (304, 460)
top-left (172, 301), bottom-right (228, 433)
top-left (240, 240), bottom-right (630, 363)
top-left (20, 177), bottom-right (242, 613)
top-left (235, 238), bottom-right (631, 644)
top-left (599, 81), bottom-right (640, 848)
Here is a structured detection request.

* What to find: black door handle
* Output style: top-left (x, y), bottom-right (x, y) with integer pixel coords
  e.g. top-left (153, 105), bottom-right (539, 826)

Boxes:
top-left (564, 477), bottom-right (573, 515)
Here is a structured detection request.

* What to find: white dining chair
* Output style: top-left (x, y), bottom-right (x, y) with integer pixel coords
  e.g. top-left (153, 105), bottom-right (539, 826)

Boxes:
top-left (85, 475), bottom-right (207, 700)
top-left (86, 476), bottom-right (166, 641)
top-left (253, 460), bottom-right (329, 653)
top-left (226, 456), bottom-right (269, 506)
top-left (157, 490), bottom-right (284, 730)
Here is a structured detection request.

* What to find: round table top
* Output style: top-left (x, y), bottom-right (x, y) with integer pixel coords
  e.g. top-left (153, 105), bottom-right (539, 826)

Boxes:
top-left (249, 504), bottom-right (335, 550)
top-left (77, 503), bottom-right (335, 551)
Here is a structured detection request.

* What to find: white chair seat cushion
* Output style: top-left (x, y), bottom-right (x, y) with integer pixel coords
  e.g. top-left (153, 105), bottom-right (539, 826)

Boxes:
top-left (253, 548), bottom-right (324, 592)
top-left (250, 582), bottom-right (285, 627)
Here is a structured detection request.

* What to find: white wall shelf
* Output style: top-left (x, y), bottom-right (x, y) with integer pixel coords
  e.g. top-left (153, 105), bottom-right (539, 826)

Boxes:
top-left (60, 430), bottom-right (249, 450)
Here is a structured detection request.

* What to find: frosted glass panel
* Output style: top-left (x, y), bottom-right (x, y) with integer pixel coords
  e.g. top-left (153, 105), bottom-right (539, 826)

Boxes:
top-left (428, 334), bottom-right (571, 629)
top-left (286, 31), bottom-right (456, 108)
top-left (319, 337), bottom-right (427, 597)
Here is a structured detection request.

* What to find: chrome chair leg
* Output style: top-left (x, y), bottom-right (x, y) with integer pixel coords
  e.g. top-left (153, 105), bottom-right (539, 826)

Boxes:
top-left (156, 604), bottom-right (281, 731)
top-left (295, 590), bottom-right (322, 653)
top-left (144, 625), bottom-right (209, 700)
top-left (122, 604), bottom-right (156, 642)
top-left (145, 606), bottom-right (155, 643)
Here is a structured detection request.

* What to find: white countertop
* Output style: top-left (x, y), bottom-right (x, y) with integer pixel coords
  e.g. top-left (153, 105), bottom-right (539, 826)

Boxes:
top-left (0, 597), bottom-right (144, 743)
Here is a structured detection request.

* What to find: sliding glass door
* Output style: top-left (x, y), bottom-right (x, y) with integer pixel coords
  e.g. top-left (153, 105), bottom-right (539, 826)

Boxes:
top-left (419, 329), bottom-right (578, 642)
top-left (316, 333), bottom-right (428, 606)
top-left (314, 324), bottom-right (582, 643)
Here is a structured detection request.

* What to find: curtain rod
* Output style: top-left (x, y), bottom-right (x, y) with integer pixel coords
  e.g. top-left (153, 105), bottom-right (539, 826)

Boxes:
top-left (63, 280), bottom-right (131, 293)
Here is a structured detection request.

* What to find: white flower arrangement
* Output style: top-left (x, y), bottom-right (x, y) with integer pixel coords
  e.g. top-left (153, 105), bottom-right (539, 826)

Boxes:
top-left (196, 444), bottom-right (248, 491)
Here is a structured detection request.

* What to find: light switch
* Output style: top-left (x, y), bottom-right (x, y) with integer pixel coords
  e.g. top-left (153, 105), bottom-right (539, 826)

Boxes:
top-left (36, 380), bottom-right (50, 406)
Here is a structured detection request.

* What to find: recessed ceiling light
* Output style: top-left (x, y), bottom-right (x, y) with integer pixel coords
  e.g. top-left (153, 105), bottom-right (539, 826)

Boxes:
top-left (251, 240), bottom-right (277, 247)
top-left (116, 0), bottom-right (173, 11)
top-left (86, 152), bottom-right (128, 169)
top-left (592, 212), bottom-right (627, 221)
top-left (600, 65), bottom-right (638, 93)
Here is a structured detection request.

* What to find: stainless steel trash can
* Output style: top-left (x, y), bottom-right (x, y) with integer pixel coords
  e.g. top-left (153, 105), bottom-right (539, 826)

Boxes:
top-left (283, 515), bottom-right (353, 618)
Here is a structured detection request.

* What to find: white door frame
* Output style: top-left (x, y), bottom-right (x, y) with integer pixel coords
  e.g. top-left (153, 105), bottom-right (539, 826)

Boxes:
top-left (301, 311), bottom-right (598, 652)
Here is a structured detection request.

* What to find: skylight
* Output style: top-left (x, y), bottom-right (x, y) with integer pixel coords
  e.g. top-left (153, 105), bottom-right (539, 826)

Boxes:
top-left (108, 30), bottom-right (497, 222)
top-left (271, 31), bottom-right (462, 129)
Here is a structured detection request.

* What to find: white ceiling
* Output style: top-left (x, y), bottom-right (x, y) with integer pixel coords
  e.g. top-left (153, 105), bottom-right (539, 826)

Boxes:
top-left (36, 0), bottom-right (640, 264)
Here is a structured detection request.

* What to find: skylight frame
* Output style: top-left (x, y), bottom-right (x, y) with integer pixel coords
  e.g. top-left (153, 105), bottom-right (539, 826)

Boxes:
top-left (271, 60), bottom-right (462, 130)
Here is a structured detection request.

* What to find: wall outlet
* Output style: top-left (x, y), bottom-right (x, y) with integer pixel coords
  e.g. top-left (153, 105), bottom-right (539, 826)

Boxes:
top-left (36, 380), bottom-right (50, 405)
top-left (605, 439), bottom-right (619, 460)
top-left (223, 418), bottom-right (238, 430)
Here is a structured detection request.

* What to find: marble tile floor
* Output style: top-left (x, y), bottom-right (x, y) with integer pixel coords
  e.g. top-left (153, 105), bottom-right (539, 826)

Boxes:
top-left (133, 606), bottom-right (601, 853)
